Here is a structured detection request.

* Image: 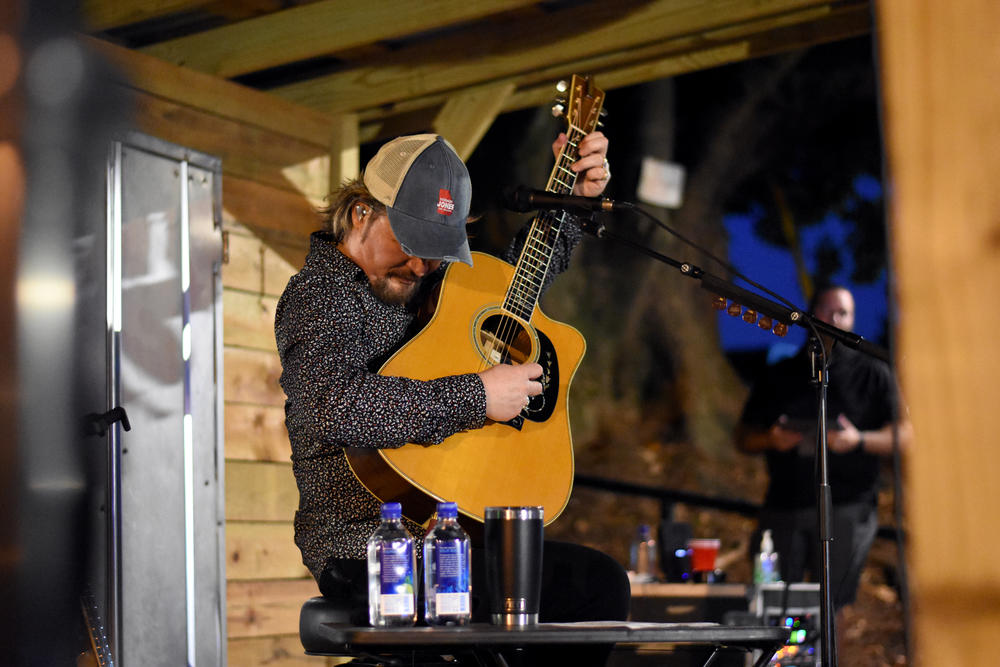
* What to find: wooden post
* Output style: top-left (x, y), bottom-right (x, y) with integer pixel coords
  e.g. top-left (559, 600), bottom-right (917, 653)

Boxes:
top-left (875, 1), bottom-right (1000, 663)
top-left (330, 112), bottom-right (360, 192)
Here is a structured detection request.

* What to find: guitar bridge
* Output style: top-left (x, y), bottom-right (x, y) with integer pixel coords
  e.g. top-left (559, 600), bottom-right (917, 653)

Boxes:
top-left (503, 415), bottom-right (524, 430)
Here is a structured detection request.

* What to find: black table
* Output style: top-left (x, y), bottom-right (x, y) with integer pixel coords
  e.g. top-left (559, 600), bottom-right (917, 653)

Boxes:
top-left (307, 620), bottom-right (790, 667)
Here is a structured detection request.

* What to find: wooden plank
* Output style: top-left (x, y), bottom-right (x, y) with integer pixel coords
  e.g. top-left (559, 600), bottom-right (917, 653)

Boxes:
top-left (89, 36), bottom-right (336, 147)
top-left (222, 232), bottom-right (302, 297)
top-left (228, 635), bottom-right (343, 666)
top-left (223, 289), bottom-right (279, 352)
top-left (82, 0), bottom-right (212, 31)
top-left (496, 3), bottom-right (869, 113)
top-left (225, 460), bottom-right (298, 522)
top-left (274, 0), bottom-right (834, 113)
top-left (357, 4), bottom-right (869, 142)
top-left (281, 156), bottom-right (331, 212)
top-left (224, 347), bottom-right (286, 406)
top-left (875, 1), bottom-right (1000, 664)
top-left (224, 403), bottom-right (291, 463)
top-left (227, 521), bottom-right (309, 580)
top-left (434, 82), bottom-right (516, 162)
top-left (222, 175), bottom-right (321, 250)
top-left (141, 0), bottom-right (538, 78)
top-left (128, 91), bottom-right (330, 200)
top-left (227, 578), bottom-right (321, 639)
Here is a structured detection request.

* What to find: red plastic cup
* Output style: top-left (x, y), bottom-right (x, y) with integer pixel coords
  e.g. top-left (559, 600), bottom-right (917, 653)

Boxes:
top-left (687, 538), bottom-right (720, 572)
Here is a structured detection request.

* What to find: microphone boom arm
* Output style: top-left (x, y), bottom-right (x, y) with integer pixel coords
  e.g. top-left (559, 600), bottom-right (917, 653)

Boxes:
top-left (576, 212), bottom-right (890, 363)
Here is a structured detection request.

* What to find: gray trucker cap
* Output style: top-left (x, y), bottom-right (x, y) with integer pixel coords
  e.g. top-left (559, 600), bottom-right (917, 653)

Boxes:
top-left (363, 134), bottom-right (473, 266)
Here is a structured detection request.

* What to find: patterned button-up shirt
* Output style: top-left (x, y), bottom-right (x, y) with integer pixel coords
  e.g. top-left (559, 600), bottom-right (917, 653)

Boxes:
top-left (275, 222), bottom-right (582, 579)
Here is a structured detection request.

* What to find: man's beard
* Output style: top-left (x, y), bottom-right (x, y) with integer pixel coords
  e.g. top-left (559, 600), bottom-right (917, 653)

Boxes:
top-left (370, 271), bottom-right (422, 307)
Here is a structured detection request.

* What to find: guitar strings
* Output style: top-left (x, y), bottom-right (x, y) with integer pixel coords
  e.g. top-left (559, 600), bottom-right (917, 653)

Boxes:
top-left (487, 140), bottom-right (573, 366)
top-left (492, 127), bottom-right (583, 358)
top-left (481, 125), bottom-right (586, 376)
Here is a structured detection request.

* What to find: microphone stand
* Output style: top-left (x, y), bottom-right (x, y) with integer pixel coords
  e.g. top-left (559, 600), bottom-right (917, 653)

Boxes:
top-left (572, 209), bottom-right (891, 667)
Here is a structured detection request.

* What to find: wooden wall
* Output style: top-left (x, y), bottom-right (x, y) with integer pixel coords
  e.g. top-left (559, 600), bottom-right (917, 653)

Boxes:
top-left (93, 39), bottom-right (355, 665)
top-left (875, 1), bottom-right (1000, 664)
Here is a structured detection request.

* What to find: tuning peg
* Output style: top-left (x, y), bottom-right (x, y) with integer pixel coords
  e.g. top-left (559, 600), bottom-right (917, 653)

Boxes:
top-left (726, 302), bottom-right (742, 317)
top-left (556, 80), bottom-right (568, 93)
top-left (599, 108), bottom-right (608, 117)
top-left (772, 322), bottom-right (788, 337)
top-left (742, 309), bottom-right (758, 324)
top-left (758, 315), bottom-right (773, 330)
top-left (551, 103), bottom-right (565, 118)
top-left (711, 296), bottom-right (727, 311)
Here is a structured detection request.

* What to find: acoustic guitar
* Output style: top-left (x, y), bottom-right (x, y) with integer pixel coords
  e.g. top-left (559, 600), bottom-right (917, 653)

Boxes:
top-left (346, 75), bottom-right (606, 528)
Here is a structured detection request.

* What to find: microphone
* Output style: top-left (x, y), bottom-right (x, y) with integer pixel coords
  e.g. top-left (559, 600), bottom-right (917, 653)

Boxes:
top-left (501, 186), bottom-right (627, 213)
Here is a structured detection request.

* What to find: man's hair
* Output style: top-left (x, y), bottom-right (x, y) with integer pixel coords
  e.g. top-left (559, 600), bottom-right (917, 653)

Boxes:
top-left (808, 283), bottom-right (852, 313)
top-left (318, 177), bottom-right (386, 242)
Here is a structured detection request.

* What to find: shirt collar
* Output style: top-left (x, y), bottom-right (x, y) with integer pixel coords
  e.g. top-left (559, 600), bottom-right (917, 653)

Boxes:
top-left (309, 231), bottom-right (367, 283)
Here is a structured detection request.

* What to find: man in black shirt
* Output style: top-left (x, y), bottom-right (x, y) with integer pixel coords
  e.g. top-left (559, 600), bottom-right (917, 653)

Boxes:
top-left (736, 285), bottom-right (912, 611)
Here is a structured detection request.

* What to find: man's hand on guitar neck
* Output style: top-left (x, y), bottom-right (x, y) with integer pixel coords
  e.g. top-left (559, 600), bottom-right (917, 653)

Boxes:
top-left (478, 362), bottom-right (544, 423)
top-left (553, 131), bottom-right (610, 198)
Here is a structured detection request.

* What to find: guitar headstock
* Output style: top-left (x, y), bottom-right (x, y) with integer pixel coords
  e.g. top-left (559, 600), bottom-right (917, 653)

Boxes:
top-left (552, 74), bottom-right (606, 135)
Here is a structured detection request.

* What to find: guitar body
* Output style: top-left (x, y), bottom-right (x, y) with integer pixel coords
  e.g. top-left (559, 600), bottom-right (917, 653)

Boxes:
top-left (345, 251), bottom-right (585, 526)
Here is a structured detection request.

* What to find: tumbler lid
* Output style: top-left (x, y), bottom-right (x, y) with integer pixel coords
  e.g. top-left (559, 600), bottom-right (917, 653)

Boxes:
top-left (484, 506), bottom-right (544, 520)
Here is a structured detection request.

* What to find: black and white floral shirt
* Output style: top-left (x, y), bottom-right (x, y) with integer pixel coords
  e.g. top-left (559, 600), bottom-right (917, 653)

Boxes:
top-left (275, 223), bottom-right (582, 578)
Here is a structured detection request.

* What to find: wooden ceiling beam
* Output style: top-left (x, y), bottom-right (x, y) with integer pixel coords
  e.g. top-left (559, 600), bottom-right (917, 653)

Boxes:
top-left (501, 3), bottom-right (873, 113)
top-left (432, 82), bottom-right (517, 161)
top-left (273, 0), bottom-right (842, 114)
top-left (139, 0), bottom-right (538, 78)
top-left (82, 0), bottom-right (215, 31)
top-left (355, 3), bottom-right (871, 141)
top-left (88, 36), bottom-right (338, 147)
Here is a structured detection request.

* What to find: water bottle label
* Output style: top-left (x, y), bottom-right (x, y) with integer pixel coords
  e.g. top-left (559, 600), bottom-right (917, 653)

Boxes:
top-left (433, 540), bottom-right (469, 593)
top-left (378, 542), bottom-right (414, 615)
top-left (435, 591), bottom-right (470, 615)
top-left (380, 592), bottom-right (415, 616)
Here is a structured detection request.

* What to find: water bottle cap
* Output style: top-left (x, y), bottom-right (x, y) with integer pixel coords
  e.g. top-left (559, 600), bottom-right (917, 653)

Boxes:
top-left (436, 501), bottom-right (458, 518)
top-left (381, 502), bottom-right (402, 519)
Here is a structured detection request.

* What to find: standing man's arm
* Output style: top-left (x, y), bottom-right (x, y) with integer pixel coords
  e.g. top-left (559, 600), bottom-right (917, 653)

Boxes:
top-left (735, 420), bottom-right (805, 454)
top-left (826, 414), bottom-right (914, 455)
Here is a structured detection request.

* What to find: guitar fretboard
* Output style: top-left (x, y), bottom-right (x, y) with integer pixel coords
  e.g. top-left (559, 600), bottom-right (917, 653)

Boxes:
top-left (502, 125), bottom-right (588, 322)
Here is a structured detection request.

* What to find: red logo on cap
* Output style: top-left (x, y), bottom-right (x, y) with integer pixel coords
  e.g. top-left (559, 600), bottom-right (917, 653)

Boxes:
top-left (437, 189), bottom-right (455, 216)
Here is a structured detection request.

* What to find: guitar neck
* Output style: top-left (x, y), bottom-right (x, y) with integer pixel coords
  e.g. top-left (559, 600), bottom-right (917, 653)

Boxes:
top-left (501, 126), bottom-right (587, 322)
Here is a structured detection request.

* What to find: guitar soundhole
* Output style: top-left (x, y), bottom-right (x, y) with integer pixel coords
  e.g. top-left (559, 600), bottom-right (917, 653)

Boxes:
top-left (477, 313), bottom-right (534, 366)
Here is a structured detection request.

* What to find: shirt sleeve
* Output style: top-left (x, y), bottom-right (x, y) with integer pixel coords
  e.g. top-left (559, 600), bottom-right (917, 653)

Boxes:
top-left (276, 276), bottom-right (487, 458)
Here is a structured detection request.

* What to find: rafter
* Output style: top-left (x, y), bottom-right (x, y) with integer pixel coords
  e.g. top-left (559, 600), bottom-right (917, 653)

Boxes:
top-left (353, 3), bottom-right (871, 142)
top-left (139, 0), bottom-right (538, 78)
top-left (272, 0), bottom-right (841, 115)
top-left (82, 0), bottom-right (216, 31)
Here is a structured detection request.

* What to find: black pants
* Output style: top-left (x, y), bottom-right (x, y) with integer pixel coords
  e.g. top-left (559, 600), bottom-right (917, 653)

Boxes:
top-left (319, 540), bottom-right (631, 666)
top-left (754, 501), bottom-right (879, 608)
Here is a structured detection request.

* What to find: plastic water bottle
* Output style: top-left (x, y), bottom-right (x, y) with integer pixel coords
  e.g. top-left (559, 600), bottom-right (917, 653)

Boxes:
top-left (367, 502), bottom-right (417, 627)
top-left (629, 524), bottom-right (658, 583)
top-left (753, 529), bottom-right (782, 584)
top-left (423, 501), bottom-right (471, 625)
